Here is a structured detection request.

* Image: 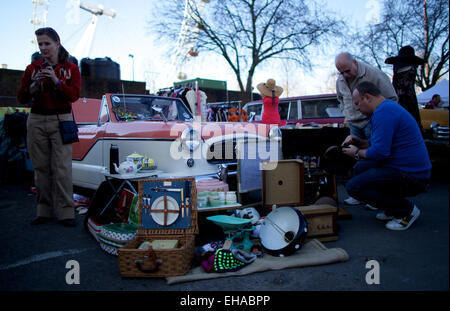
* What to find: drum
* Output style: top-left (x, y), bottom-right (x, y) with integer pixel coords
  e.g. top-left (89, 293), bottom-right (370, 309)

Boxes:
top-left (259, 206), bottom-right (308, 257)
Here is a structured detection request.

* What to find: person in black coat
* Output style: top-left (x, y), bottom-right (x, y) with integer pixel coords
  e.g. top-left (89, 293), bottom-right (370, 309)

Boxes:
top-left (385, 46), bottom-right (426, 133)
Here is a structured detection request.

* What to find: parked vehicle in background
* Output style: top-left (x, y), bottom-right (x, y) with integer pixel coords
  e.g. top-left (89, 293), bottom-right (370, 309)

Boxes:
top-left (419, 108), bottom-right (449, 141)
top-left (72, 94), bottom-right (281, 190)
top-left (243, 94), bottom-right (344, 126)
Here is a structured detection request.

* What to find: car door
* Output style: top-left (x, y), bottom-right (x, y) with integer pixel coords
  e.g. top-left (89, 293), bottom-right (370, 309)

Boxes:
top-left (72, 96), bottom-right (108, 189)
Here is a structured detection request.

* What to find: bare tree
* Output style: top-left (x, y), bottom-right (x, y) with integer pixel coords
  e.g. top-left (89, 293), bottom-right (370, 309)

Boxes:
top-left (148, 0), bottom-right (345, 103)
top-left (350, 0), bottom-right (448, 91)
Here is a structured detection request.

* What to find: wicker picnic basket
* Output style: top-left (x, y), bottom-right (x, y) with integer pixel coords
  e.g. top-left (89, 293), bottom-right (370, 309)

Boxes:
top-left (118, 177), bottom-right (198, 278)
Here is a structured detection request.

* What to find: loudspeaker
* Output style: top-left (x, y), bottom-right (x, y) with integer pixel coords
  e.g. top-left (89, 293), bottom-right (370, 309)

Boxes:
top-left (261, 159), bottom-right (304, 214)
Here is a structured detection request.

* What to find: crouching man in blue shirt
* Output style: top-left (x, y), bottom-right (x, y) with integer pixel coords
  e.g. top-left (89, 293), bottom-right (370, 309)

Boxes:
top-left (341, 81), bottom-right (431, 230)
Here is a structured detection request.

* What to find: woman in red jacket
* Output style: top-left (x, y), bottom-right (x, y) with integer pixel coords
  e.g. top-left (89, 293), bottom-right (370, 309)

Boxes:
top-left (17, 27), bottom-right (81, 227)
top-left (256, 79), bottom-right (284, 125)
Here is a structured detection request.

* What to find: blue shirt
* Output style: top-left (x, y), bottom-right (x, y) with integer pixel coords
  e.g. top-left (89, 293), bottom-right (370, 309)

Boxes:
top-left (366, 100), bottom-right (431, 179)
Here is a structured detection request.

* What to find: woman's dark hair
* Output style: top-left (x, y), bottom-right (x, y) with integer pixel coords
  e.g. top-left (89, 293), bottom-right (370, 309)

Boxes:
top-left (35, 27), bottom-right (69, 63)
top-left (432, 94), bottom-right (440, 100)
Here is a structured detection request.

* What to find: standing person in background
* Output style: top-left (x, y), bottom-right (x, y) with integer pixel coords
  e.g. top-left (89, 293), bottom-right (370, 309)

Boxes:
top-left (385, 45), bottom-right (426, 132)
top-left (256, 78), bottom-right (284, 126)
top-left (17, 27), bottom-right (81, 227)
top-left (425, 94), bottom-right (444, 109)
top-left (335, 52), bottom-right (398, 207)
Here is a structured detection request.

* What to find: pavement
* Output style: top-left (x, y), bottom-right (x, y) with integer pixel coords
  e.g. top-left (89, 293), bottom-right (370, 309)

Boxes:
top-left (0, 169), bottom-right (448, 298)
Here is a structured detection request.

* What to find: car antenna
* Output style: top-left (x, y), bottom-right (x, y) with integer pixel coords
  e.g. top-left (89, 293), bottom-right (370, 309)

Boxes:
top-left (121, 83), bottom-right (127, 112)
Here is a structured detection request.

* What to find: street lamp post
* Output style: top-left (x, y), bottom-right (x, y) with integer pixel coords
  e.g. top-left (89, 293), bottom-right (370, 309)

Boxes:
top-left (128, 54), bottom-right (134, 81)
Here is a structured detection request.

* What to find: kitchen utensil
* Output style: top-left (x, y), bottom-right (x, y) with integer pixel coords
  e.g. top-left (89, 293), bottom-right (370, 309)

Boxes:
top-left (206, 215), bottom-right (253, 251)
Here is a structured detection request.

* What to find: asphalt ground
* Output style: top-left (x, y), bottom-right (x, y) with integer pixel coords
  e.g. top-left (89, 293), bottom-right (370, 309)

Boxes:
top-left (0, 166), bottom-right (448, 305)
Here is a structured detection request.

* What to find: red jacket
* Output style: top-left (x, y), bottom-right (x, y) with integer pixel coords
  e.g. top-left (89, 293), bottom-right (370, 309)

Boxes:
top-left (17, 58), bottom-right (81, 114)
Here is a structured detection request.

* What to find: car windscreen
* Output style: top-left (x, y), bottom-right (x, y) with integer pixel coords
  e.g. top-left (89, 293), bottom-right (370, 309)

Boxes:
top-left (110, 95), bottom-right (193, 122)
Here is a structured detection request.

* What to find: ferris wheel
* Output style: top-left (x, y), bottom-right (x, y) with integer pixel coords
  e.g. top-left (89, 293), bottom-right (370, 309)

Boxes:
top-left (171, 0), bottom-right (210, 81)
top-left (71, 2), bottom-right (116, 61)
top-left (30, 0), bottom-right (50, 46)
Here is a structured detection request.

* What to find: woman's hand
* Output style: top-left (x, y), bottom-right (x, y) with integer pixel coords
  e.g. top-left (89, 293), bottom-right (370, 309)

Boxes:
top-left (29, 79), bottom-right (41, 95)
top-left (39, 66), bottom-right (59, 85)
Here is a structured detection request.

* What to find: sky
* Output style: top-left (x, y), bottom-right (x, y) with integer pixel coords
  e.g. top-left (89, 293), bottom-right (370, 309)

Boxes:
top-left (1, 0), bottom-right (377, 96)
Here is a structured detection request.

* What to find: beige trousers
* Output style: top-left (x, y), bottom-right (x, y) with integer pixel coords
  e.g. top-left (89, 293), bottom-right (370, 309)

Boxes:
top-left (27, 113), bottom-right (74, 220)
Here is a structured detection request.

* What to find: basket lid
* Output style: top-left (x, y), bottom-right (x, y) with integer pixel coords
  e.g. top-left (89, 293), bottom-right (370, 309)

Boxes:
top-left (137, 178), bottom-right (198, 236)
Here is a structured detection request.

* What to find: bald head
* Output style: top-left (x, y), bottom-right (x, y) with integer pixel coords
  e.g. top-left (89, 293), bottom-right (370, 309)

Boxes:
top-left (335, 52), bottom-right (354, 64)
top-left (335, 52), bottom-right (358, 80)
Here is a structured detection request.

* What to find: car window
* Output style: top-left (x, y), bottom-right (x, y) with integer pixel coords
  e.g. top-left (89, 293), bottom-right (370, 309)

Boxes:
top-left (110, 95), bottom-right (192, 122)
top-left (288, 100), bottom-right (298, 120)
top-left (245, 103), bottom-right (263, 121)
top-left (246, 103), bottom-right (262, 116)
top-left (279, 101), bottom-right (290, 120)
top-left (98, 96), bottom-right (109, 124)
top-left (301, 98), bottom-right (341, 119)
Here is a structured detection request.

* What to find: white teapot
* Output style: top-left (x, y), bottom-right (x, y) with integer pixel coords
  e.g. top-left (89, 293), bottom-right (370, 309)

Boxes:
top-left (113, 160), bottom-right (139, 175)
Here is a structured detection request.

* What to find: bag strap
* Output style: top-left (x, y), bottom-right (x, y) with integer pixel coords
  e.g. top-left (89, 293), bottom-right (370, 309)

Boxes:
top-left (55, 109), bottom-right (75, 122)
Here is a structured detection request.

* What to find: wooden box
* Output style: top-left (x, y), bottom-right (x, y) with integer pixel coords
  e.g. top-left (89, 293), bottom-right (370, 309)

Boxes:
top-left (118, 177), bottom-right (198, 278)
top-left (261, 159), bottom-right (304, 213)
top-left (294, 204), bottom-right (338, 242)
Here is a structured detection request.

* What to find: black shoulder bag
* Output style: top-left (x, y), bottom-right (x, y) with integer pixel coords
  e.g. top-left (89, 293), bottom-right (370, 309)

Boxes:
top-left (58, 111), bottom-right (79, 144)
top-left (46, 67), bottom-right (79, 144)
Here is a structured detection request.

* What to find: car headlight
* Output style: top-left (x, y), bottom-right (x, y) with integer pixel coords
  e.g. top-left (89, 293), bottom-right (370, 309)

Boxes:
top-left (268, 126), bottom-right (282, 140)
top-left (180, 127), bottom-right (201, 152)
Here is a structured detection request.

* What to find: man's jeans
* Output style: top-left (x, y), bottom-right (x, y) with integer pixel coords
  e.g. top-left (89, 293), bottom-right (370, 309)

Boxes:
top-left (346, 159), bottom-right (429, 218)
top-left (349, 122), bottom-right (371, 140)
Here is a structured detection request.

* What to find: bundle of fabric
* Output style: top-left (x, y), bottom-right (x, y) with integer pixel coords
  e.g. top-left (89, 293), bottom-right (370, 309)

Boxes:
top-left (86, 217), bottom-right (102, 242)
top-left (201, 248), bottom-right (257, 273)
top-left (98, 223), bottom-right (137, 256)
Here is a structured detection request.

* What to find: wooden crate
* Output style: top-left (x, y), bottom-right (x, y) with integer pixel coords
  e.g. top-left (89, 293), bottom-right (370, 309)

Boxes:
top-left (118, 177), bottom-right (198, 278)
top-left (261, 159), bottom-right (304, 213)
top-left (294, 204), bottom-right (338, 242)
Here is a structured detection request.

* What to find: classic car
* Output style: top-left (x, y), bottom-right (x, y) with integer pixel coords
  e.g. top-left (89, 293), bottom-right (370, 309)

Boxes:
top-left (419, 108), bottom-right (449, 140)
top-left (243, 93), bottom-right (345, 125)
top-left (72, 93), bottom-right (281, 190)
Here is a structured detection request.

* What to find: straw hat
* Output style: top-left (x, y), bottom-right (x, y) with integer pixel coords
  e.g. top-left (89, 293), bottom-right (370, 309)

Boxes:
top-left (256, 79), bottom-right (283, 97)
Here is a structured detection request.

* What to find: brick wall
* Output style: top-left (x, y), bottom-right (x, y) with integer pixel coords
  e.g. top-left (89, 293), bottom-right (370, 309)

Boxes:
top-left (0, 68), bottom-right (147, 107)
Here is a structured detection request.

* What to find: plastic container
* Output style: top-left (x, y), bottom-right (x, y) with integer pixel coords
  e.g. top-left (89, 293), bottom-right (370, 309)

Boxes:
top-left (80, 57), bottom-right (121, 79)
top-left (225, 191), bottom-right (237, 204)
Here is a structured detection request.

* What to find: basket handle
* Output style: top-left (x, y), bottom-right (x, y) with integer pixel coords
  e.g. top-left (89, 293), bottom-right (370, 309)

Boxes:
top-left (134, 248), bottom-right (162, 273)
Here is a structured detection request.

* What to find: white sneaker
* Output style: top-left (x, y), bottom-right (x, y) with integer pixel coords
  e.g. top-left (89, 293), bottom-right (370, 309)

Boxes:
top-left (344, 196), bottom-right (362, 205)
top-left (385, 205), bottom-right (420, 231)
top-left (366, 204), bottom-right (378, 211)
top-left (376, 211), bottom-right (394, 221)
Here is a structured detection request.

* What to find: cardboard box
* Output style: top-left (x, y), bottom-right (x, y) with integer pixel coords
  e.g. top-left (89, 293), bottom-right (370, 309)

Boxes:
top-left (295, 204), bottom-right (338, 242)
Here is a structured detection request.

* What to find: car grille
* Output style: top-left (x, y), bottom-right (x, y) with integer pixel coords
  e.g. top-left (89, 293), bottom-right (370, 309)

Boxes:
top-left (433, 126), bottom-right (449, 140)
